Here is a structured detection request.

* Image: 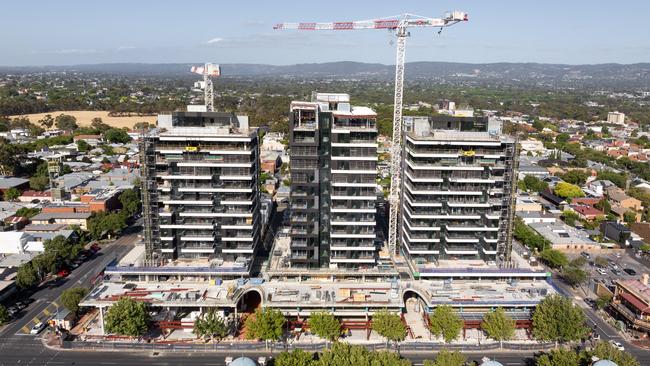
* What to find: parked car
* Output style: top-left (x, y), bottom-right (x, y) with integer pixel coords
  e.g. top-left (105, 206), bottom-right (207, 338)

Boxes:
top-left (610, 340), bottom-right (624, 351)
top-left (57, 269), bottom-right (70, 278)
top-left (30, 322), bottom-right (46, 335)
top-left (611, 268), bottom-right (621, 276)
top-left (613, 252), bottom-right (622, 258)
top-left (624, 268), bottom-right (637, 276)
top-left (597, 268), bottom-right (607, 275)
top-left (581, 252), bottom-right (591, 260)
top-left (90, 244), bottom-right (101, 252)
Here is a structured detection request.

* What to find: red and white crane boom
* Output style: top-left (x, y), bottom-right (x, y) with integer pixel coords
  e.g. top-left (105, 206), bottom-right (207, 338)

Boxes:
top-left (274, 11), bottom-right (468, 258)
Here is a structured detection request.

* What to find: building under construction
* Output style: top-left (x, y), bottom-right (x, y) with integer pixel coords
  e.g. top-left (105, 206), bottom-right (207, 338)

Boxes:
top-left (400, 115), bottom-right (517, 276)
top-left (140, 111), bottom-right (261, 276)
top-left (288, 93), bottom-right (380, 270)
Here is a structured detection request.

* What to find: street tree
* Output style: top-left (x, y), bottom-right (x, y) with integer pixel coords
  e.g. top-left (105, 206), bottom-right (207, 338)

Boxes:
top-left (589, 340), bottom-right (640, 366)
top-left (594, 256), bottom-right (609, 268)
top-left (595, 294), bottom-right (613, 310)
top-left (193, 310), bottom-right (227, 342)
top-left (561, 266), bottom-right (588, 287)
top-left (314, 342), bottom-right (410, 366)
top-left (535, 347), bottom-right (580, 366)
top-left (532, 294), bottom-right (589, 346)
top-left (308, 311), bottom-right (341, 342)
top-left (428, 305), bottom-right (463, 343)
top-left (244, 307), bottom-right (286, 342)
top-left (60, 287), bottom-right (88, 316)
top-left (55, 114), bottom-right (78, 131)
top-left (371, 309), bottom-right (407, 346)
top-left (16, 262), bottom-right (39, 288)
top-left (118, 188), bottom-right (140, 217)
top-left (104, 297), bottom-right (151, 337)
top-left (539, 249), bottom-right (568, 269)
top-left (0, 305), bottom-right (9, 325)
top-left (423, 349), bottom-right (466, 366)
top-left (274, 349), bottom-right (314, 366)
top-left (29, 175), bottom-right (49, 191)
top-left (481, 307), bottom-right (515, 348)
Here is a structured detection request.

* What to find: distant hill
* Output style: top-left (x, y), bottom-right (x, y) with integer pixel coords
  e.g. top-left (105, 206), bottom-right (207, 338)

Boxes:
top-left (2, 61), bottom-right (650, 88)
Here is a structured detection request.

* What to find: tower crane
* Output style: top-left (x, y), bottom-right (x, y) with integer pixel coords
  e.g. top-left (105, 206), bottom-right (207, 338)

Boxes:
top-left (274, 12), bottom-right (469, 256)
top-left (190, 63), bottom-right (221, 111)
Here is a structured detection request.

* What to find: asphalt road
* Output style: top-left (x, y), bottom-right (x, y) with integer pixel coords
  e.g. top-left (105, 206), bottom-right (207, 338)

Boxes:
top-left (0, 230), bottom-right (138, 338)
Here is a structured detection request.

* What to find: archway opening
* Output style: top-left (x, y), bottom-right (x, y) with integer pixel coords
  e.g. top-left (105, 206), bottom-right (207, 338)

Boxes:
top-left (237, 290), bottom-right (262, 313)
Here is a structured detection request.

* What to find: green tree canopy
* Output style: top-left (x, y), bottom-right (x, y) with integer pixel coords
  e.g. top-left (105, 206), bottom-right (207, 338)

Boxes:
top-left (554, 182), bottom-right (585, 199)
top-left (3, 187), bottom-right (21, 201)
top-left (521, 175), bottom-right (549, 193)
top-left (561, 266), bottom-right (588, 287)
top-left (16, 262), bottom-right (39, 288)
top-left (55, 114), bottom-right (78, 131)
top-left (313, 342), bottom-right (410, 366)
top-left (76, 139), bottom-right (91, 152)
top-left (428, 305), bottom-right (463, 343)
top-left (597, 170), bottom-right (627, 188)
top-left (15, 207), bottom-right (40, 218)
top-left (589, 340), bottom-right (640, 366)
top-left (308, 311), bottom-right (341, 342)
top-left (275, 349), bottom-right (315, 366)
top-left (423, 349), bottom-right (466, 366)
top-left (38, 114), bottom-right (54, 129)
top-left (193, 310), bottom-right (227, 341)
top-left (623, 210), bottom-right (637, 224)
top-left (514, 217), bottom-right (551, 252)
top-left (91, 117), bottom-right (111, 133)
top-left (539, 248), bottom-right (569, 269)
top-left (0, 305), bottom-right (9, 325)
top-left (60, 287), bottom-right (88, 315)
top-left (244, 307), bottom-right (286, 341)
top-left (118, 188), bottom-right (140, 217)
top-left (558, 170), bottom-right (589, 185)
top-left (535, 347), bottom-right (580, 366)
top-left (532, 294), bottom-right (589, 344)
top-left (371, 309), bottom-right (407, 344)
top-left (104, 297), bottom-right (151, 337)
top-left (481, 307), bottom-right (515, 347)
top-left (87, 211), bottom-right (127, 239)
top-left (104, 128), bottom-right (132, 144)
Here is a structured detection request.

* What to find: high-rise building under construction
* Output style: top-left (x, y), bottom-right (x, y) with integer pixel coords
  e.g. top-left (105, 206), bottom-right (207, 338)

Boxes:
top-left (140, 111), bottom-right (260, 275)
top-left (288, 93), bottom-right (379, 270)
top-left (400, 116), bottom-right (517, 274)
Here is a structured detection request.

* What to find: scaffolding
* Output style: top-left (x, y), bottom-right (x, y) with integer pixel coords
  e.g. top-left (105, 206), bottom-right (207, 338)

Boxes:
top-left (140, 131), bottom-right (160, 261)
top-left (498, 139), bottom-right (519, 263)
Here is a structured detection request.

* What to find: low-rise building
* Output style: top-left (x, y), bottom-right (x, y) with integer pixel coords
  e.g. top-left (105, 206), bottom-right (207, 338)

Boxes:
top-left (516, 196), bottom-right (542, 212)
top-left (569, 204), bottom-right (604, 221)
top-left (516, 211), bottom-right (556, 225)
top-left (0, 176), bottom-right (29, 194)
top-left (529, 221), bottom-right (600, 251)
top-left (611, 276), bottom-right (650, 335)
top-left (17, 190), bottom-right (52, 203)
top-left (30, 211), bottom-right (92, 230)
top-left (606, 186), bottom-right (643, 211)
top-left (601, 221), bottom-right (631, 246)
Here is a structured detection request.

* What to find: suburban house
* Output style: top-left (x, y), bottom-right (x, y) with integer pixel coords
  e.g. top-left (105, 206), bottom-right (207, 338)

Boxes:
top-left (569, 204), bottom-right (604, 221)
top-left (610, 276), bottom-right (650, 336)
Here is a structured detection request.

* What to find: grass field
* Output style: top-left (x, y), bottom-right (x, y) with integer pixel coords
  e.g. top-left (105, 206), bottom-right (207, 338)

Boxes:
top-left (11, 111), bottom-right (157, 130)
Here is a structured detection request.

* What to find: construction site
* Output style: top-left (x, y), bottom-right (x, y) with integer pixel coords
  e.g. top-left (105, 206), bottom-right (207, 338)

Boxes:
top-left (75, 10), bottom-right (559, 344)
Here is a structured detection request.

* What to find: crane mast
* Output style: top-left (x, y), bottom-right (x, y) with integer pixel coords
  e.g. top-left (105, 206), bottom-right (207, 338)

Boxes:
top-left (274, 12), bottom-right (468, 257)
top-left (190, 63), bottom-right (221, 111)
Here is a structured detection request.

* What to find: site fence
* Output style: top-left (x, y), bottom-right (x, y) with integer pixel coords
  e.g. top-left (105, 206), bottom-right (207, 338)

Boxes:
top-left (61, 340), bottom-right (555, 353)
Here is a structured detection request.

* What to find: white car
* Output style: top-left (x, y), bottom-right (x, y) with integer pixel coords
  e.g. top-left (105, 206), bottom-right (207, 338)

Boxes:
top-left (610, 340), bottom-right (625, 351)
top-left (597, 268), bottom-right (607, 275)
top-left (30, 322), bottom-right (46, 335)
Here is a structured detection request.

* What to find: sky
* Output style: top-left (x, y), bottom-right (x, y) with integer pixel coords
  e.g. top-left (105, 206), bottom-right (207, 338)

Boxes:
top-left (1, 0), bottom-right (649, 66)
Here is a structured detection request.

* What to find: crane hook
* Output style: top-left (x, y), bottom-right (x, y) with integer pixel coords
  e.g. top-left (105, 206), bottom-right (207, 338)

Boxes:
top-left (438, 27), bottom-right (443, 35)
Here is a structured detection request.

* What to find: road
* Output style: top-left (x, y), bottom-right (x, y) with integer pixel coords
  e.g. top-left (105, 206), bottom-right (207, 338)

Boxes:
top-left (0, 228), bottom-right (139, 357)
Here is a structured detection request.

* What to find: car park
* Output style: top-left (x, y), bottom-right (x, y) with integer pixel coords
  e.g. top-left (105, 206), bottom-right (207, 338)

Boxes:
top-left (623, 268), bottom-right (637, 276)
top-left (30, 322), bottom-right (46, 335)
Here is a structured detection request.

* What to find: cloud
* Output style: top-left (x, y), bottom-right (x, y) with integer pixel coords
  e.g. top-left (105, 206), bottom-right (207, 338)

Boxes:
top-left (117, 46), bottom-right (136, 51)
top-left (207, 37), bottom-right (224, 44)
top-left (54, 48), bottom-right (98, 54)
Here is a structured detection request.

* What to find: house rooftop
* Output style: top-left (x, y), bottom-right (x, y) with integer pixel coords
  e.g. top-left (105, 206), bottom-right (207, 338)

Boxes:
top-left (0, 176), bottom-right (29, 189)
